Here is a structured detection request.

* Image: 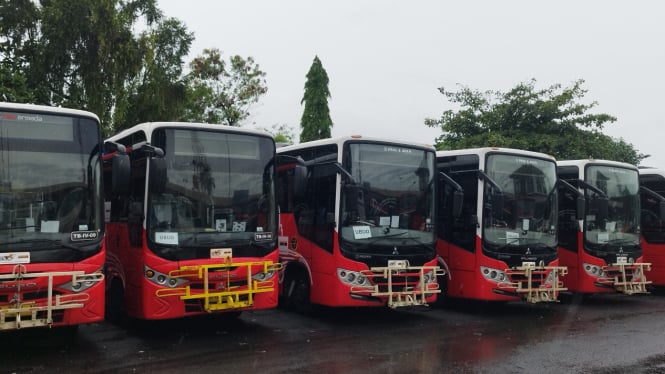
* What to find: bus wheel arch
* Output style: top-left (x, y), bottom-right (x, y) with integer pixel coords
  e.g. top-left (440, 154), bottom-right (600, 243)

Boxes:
top-left (282, 263), bottom-right (312, 313)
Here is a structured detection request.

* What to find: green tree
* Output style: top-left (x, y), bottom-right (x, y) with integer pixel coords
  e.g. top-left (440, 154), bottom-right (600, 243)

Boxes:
top-left (120, 17), bottom-right (193, 133)
top-left (299, 55), bottom-right (332, 142)
top-left (425, 79), bottom-right (645, 165)
top-left (0, 0), bottom-right (39, 102)
top-left (184, 48), bottom-right (267, 126)
top-left (259, 123), bottom-right (296, 145)
top-left (27, 0), bottom-right (162, 131)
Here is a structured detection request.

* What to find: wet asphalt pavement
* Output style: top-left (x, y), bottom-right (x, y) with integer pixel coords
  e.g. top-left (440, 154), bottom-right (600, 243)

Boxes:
top-left (4, 290), bottom-right (665, 374)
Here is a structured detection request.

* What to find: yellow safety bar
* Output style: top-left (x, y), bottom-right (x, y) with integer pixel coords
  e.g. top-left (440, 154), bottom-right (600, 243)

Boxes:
top-left (351, 261), bottom-right (445, 308)
top-left (498, 264), bottom-right (568, 303)
top-left (596, 262), bottom-right (651, 295)
top-left (155, 261), bottom-right (282, 312)
top-left (0, 265), bottom-right (104, 330)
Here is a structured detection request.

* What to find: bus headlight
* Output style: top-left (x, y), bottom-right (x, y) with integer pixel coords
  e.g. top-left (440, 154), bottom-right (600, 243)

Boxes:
top-left (337, 268), bottom-right (372, 287)
top-left (583, 263), bottom-right (606, 278)
top-left (144, 266), bottom-right (187, 288)
top-left (480, 266), bottom-right (508, 283)
top-left (58, 269), bottom-right (104, 292)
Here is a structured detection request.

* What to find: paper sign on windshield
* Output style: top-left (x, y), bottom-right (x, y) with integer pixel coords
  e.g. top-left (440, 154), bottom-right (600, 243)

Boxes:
top-left (155, 232), bottom-right (178, 245)
top-left (352, 225), bottom-right (372, 239)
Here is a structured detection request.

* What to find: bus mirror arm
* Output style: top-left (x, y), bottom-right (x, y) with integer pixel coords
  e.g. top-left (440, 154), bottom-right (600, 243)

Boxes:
top-left (640, 186), bottom-right (665, 221)
top-left (478, 171), bottom-right (504, 219)
top-left (439, 172), bottom-right (464, 218)
top-left (558, 179), bottom-right (586, 220)
top-left (104, 141), bottom-right (127, 155)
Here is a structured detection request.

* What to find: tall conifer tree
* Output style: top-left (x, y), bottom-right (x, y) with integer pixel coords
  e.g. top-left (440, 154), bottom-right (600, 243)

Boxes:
top-left (300, 56), bottom-right (333, 142)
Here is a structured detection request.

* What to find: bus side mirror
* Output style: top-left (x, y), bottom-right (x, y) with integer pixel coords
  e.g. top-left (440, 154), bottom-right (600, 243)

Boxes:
top-left (576, 195), bottom-right (586, 220)
top-left (491, 192), bottom-right (504, 220)
top-left (452, 190), bottom-right (464, 218)
top-left (590, 196), bottom-right (609, 221)
top-left (292, 164), bottom-right (307, 199)
top-left (344, 184), bottom-right (362, 211)
top-left (112, 153), bottom-right (130, 194)
top-left (149, 157), bottom-right (167, 195)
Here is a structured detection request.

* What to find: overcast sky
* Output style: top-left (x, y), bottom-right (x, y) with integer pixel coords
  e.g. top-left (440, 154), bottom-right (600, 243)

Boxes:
top-left (158, 0), bottom-right (664, 167)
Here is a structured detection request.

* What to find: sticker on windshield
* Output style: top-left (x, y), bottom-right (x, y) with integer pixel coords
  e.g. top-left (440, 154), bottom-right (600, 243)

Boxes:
top-left (379, 216), bottom-right (391, 226)
top-left (605, 222), bottom-right (616, 232)
top-left (391, 216), bottom-right (400, 228)
top-left (352, 225), bottom-right (372, 239)
top-left (0, 252), bottom-right (30, 264)
top-left (216, 219), bottom-right (227, 232)
top-left (41, 220), bottom-right (59, 233)
top-left (155, 232), bottom-right (178, 245)
top-left (233, 221), bottom-right (246, 232)
top-left (71, 231), bottom-right (99, 241)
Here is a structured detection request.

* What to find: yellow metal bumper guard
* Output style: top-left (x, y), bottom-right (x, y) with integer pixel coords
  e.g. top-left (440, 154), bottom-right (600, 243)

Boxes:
top-left (154, 261), bottom-right (282, 312)
top-left (0, 264), bottom-right (104, 330)
top-left (596, 262), bottom-right (651, 295)
top-left (352, 261), bottom-right (445, 308)
top-left (499, 264), bottom-right (568, 303)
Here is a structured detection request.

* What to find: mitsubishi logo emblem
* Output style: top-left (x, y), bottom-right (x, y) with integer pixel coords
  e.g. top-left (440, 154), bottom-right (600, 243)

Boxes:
top-left (525, 248), bottom-right (532, 255)
top-left (392, 247), bottom-right (399, 255)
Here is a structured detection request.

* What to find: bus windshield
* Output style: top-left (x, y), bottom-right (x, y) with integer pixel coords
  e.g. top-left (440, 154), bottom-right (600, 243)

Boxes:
top-left (483, 154), bottom-right (558, 251)
top-left (147, 129), bottom-right (276, 253)
top-left (340, 143), bottom-right (436, 250)
top-left (0, 111), bottom-right (102, 251)
top-left (584, 165), bottom-right (640, 251)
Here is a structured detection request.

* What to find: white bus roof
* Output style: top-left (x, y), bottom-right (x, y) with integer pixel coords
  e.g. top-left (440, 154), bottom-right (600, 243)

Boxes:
top-left (0, 102), bottom-right (100, 121)
top-left (557, 159), bottom-right (638, 171)
top-left (639, 167), bottom-right (665, 177)
top-left (436, 147), bottom-right (556, 161)
top-left (276, 135), bottom-right (435, 153)
top-left (106, 121), bottom-right (273, 142)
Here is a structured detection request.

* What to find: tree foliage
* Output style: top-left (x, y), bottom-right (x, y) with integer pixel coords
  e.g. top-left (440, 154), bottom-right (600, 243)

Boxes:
top-left (425, 79), bottom-right (645, 165)
top-left (299, 55), bottom-right (332, 142)
top-left (120, 17), bottom-right (193, 133)
top-left (0, 0), bottom-right (39, 102)
top-left (1, 1), bottom-right (271, 134)
top-left (184, 48), bottom-right (267, 126)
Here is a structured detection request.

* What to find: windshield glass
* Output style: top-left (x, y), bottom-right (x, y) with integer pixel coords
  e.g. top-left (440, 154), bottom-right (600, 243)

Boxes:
top-left (0, 111), bottom-right (102, 252)
top-left (584, 165), bottom-right (640, 250)
top-left (147, 129), bottom-right (276, 251)
top-left (483, 154), bottom-right (558, 250)
top-left (340, 143), bottom-right (435, 249)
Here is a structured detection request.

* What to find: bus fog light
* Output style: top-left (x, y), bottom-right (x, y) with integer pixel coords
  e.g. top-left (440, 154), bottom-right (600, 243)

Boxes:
top-left (252, 270), bottom-right (275, 282)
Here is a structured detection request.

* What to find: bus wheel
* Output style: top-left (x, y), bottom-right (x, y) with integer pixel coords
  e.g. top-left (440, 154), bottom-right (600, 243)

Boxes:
top-left (285, 270), bottom-right (312, 314)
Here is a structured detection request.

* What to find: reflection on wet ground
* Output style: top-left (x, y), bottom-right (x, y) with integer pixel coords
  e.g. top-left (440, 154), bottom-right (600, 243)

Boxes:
top-left (2, 291), bottom-right (665, 373)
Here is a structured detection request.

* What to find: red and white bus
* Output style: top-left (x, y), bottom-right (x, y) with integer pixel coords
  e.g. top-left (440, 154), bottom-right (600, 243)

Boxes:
top-left (436, 147), bottom-right (567, 303)
top-left (557, 159), bottom-right (650, 294)
top-left (0, 102), bottom-right (117, 330)
top-left (276, 136), bottom-right (444, 310)
top-left (637, 168), bottom-right (665, 286)
top-left (103, 122), bottom-right (280, 320)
